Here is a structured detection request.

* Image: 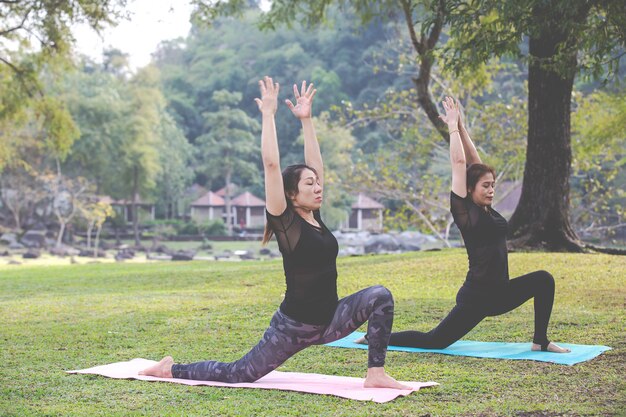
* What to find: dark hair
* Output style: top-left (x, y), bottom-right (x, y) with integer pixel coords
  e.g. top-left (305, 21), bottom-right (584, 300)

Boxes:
top-left (262, 164), bottom-right (318, 245)
top-left (466, 163), bottom-right (496, 192)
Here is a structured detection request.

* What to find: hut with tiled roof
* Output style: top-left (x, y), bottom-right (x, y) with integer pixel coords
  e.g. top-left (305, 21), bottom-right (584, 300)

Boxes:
top-left (190, 191), bottom-right (225, 223)
top-left (346, 193), bottom-right (384, 231)
top-left (231, 191), bottom-right (265, 229)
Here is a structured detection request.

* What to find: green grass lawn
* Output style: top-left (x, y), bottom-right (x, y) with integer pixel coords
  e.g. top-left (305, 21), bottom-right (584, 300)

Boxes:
top-left (1, 250), bottom-right (624, 416)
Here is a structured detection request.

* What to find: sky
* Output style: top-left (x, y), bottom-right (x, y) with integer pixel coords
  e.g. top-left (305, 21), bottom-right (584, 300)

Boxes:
top-left (72, 0), bottom-right (194, 70)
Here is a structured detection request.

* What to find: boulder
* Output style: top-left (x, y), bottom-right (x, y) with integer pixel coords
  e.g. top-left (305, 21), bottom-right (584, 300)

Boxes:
top-left (0, 233), bottom-right (18, 245)
top-left (20, 230), bottom-right (46, 248)
top-left (172, 251), bottom-right (194, 261)
top-left (23, 250), bottom-right (41, 259)
top-left (364, 234), bottom-right (400, 254)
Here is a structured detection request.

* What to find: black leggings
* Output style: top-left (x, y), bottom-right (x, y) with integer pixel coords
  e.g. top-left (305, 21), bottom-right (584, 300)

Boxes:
top-left (172, 285), bottom-right (394, 383)
top-left (389, 270), bottom-right (555, 349)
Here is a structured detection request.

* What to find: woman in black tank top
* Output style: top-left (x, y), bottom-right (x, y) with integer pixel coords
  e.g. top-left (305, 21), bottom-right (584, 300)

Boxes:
top-left (139, 77), bottom-right (409, 389)
top-left (376, 96), bottom-right (571, 354)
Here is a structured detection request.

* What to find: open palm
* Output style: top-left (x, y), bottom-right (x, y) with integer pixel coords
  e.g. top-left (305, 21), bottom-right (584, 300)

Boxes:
top-left (286, 80), bottom-right (316, 120)
top-left (439, 96), bottom-right (460, 126)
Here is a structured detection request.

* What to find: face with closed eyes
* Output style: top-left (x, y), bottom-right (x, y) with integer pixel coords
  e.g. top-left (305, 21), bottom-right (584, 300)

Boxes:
top-left (469, 172), bottom-right (495, 208)
top-left (290, 168), bottom-right (323, 211)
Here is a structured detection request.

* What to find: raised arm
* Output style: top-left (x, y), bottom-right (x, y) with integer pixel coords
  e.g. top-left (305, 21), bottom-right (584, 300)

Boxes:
top-left (255, 76), bottom-right (286, 216)
top-left (439, 96), bottom-right (466, 197)
top-left (458, 104), bottom-right (482, 165)
top-left (285, 80), bottom-right (324, 187)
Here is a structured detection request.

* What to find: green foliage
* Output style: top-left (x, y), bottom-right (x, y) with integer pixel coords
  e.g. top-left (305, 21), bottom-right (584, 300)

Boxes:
top-left (0, 251), bottom-right (623, 415)
top-left (444, 0), bottom-right (625, 80)
top-left (0, 0), bottom-right (128, 160)
top-left (571, 87), bottom-right (626, 241)
top-left (155, 7), bottom-right (400, 163)
top-left (303, 112), bottom-right (356, 229)
top-left (195, 89), bottom-right (260, 189)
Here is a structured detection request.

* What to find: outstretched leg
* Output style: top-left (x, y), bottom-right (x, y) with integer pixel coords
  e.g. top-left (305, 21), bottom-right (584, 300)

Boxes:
top-left (141, 311), bottom-right (317, 383)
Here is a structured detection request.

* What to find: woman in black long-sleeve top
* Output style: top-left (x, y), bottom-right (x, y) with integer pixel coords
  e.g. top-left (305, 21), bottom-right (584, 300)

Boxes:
top-left (139, 77), bottom-right (409, 388)
top-left (366, 97), bottom-right (570, 353)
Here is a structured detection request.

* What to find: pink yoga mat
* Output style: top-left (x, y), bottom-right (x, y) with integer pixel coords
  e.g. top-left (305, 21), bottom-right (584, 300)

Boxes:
top-left (67, 358), bottom-right (438, 403)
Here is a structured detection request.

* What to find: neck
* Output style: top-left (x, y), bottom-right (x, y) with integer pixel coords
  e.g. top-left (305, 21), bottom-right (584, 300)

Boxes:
top-left (293, 205), bottom-right (314, 220)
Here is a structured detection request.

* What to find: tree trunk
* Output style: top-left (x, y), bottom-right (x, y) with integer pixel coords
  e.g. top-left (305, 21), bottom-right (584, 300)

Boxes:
top-left (401, 0), bottom-right (448, 142)
top-left (224, 167), bottom-right (233, 236)
top-left (132, 165), bottom-right (140, 247)
top-left (507, 20), bottom-right (582, 251)
top-left (56, 220), bottom-right (66, 248)
top-left (86, 222), bottom-right (93, 249)
top-left (94, 225), bottom-right (102, 257)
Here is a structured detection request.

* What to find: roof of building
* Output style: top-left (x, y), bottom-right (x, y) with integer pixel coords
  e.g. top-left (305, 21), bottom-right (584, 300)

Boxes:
top-left (231, 191), bottom-right (265, 207)
top-left (352, 193), bottom-right (384, 209)
top-left (215, 183), bottom-right (239, 197)
top-left (191, 191), bottom-right (225, 207)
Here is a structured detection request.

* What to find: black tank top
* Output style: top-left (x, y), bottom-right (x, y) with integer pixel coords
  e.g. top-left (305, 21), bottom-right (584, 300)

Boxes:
top-left (450, 191), bottom-right (509, 289)
top-left (266, 207), bottom-right (339, 325)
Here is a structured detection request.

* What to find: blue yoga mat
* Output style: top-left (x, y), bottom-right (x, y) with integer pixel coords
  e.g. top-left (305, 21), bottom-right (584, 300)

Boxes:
top-left (326, 332), bottom-right (611, 365)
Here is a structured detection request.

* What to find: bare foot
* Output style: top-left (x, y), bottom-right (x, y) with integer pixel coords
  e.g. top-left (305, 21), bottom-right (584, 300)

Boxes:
top-left (354, 336), bottom-right (368, 345)
top-left (364, 367), bottom-right (411, 390)
top-left (531, 342), bottom-right (571, 353)
top-left (138, 356), bottom-right (174, 378)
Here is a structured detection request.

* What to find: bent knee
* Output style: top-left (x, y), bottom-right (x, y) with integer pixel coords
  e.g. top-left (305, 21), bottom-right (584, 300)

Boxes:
top-left (371, 285), bottom-right (393, 303)
top-left (535, 270), bottom-right (555, 287)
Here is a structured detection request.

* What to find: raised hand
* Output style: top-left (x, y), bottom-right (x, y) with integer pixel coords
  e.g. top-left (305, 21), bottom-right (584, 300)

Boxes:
top-left (254, 76), bottom-right (279, 116)
top-left (285, 80), bottom-right (316, 120)
top-left (438, 96), bottom-right (460, 128)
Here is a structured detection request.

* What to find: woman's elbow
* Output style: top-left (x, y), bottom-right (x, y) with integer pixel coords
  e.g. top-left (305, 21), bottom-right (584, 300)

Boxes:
top-left (263, 158), bottom-right (279, 170)
top-left (451, 157), bottom-right (466, 167)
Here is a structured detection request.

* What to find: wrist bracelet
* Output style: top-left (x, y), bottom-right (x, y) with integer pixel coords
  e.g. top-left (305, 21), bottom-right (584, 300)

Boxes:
top-left (448, 129), bottom-right (460, 135)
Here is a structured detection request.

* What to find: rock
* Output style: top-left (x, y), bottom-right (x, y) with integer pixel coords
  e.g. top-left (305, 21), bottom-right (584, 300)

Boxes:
top-left (237, 251), bottom-right (256, 260)
top-left (172, 251), bottom-right (194, 261)
top-left (259, 248), bottom-right (271, 255)
top-left (8, 242), bottom-right (25, 250)
top-left (20, 230), bottom-right (46, 248)
top-left (364, 235), bottom-right (400, 254)
top-left (152, 244), bottom-right (171, 254)
top-left (115, 249), bottom-right (135, 261)
top-left (8, 259), bottom-right (21, 265)
top-left (23, 250), bottom-right (41, 259)
top-left (0, 233), bottom-right (18, 245)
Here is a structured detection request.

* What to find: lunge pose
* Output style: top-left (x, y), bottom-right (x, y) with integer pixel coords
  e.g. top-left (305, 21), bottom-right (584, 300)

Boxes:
top-left (360, 97), bottom-right (570, 353)
top-left (140, 77), bottom-right (408, 388)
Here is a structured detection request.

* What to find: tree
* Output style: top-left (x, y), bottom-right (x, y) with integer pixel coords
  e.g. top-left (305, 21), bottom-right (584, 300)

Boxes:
top-left (570, 87), bottom-right (626, 242)
top-left (81, 199), bottom-right (115, 257)
top-left (192, 0), bottom-right (450, 140)
top-left (0, 1), bottom-right (128, 169)
top-left (40, 173), bottom-right (90, 248)
top-left (444, 0), bottom-right (625, 251)
top-left (154, 112), bottom-right (194, 219)
top-left (195, 90), bottom-right (260, 235)
top-left (121, 67), bottom-right (165, 246)
top-left (302, 112), bottom-right (355, 230)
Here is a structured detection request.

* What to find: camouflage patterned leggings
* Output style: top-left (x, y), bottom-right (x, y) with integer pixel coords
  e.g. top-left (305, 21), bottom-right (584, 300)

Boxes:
top-left (171, 285), bottom-right (394, 383)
